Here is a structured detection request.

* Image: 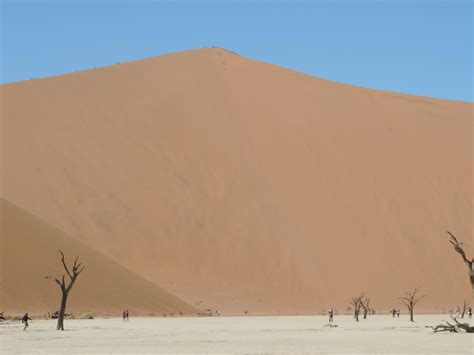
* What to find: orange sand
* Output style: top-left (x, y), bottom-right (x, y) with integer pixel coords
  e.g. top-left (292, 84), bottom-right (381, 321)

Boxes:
top-left (1, 48), bottom-right (472, 315)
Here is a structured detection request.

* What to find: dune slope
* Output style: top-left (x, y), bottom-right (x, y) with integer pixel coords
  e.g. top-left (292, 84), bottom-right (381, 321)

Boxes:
top-left (1, 48), bottom-right (472, 314)
top-left (0, 198), bottom-right (198, 315)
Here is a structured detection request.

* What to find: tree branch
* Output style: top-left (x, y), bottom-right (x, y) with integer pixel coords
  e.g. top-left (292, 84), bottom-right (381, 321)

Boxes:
top-left (45, 275), bottom-right (63, 288)
top-left (412, 294), bottom-right (426, 306)
top-left (447, 231), bottom-right (471, 267)
top-left (72, 256), bottom-right (79, 272)
top-left (58, 250), bottom-right (73, 279)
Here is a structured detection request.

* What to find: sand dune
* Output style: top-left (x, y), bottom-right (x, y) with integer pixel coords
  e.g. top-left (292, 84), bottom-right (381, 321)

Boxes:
top-left (1, 48), bottom-right (472, 314)
top-left (0, 199), bottom-right (197, 315)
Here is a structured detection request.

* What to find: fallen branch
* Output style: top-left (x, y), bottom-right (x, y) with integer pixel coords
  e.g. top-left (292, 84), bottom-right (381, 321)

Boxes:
top-left (427, 317), bottom-right (474, 333)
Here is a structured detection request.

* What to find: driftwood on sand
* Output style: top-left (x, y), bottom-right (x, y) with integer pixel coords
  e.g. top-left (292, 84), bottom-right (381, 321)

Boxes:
top-left (427, 316), bottom-right (474, 333)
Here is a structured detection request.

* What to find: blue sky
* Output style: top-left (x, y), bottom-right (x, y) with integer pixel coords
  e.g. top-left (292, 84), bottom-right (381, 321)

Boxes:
top-left (1, 0), bottom-right (472, 101)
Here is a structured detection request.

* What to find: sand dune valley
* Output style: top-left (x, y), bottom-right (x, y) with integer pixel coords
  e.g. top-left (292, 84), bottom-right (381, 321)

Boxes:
top-left (0, 48), bottom-right (473, 353)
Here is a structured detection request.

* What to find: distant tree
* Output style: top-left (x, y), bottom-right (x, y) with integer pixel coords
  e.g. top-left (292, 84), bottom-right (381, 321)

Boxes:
top-left (350, 294), bottom-right (364, 321)
top-left (447, 231), bottom-right (474, 291)
top-left (398, 288), bottom-right (426, 322)
top-left (45, 250), bottom-right (85, 330)
top-left (360, 297), bottom-right (371, 319)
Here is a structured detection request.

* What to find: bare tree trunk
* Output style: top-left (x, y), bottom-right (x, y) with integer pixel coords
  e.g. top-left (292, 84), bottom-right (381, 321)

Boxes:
top-left (361, 298), bottom-right (370, 319)
top-left (57, 292), bottom-right (68, 331)
top-left (454, 318), bottom-right (474, 333)
top-left (409, 307), bottom-right (414, 322)
top-left (468, 266), bottom-right (474, 294)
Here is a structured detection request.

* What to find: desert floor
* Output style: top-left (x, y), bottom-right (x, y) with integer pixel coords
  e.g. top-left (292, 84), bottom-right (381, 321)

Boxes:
top-left (0, 315), bottom-right (472, 354)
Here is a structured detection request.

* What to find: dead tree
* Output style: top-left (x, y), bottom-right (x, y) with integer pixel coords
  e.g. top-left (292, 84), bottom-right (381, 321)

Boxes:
top-left (461, 300), bottom-right (469, 319)
top-left (350, 294), bottom-right (364, 321)
top-left (427, 316), bottom-right (474, 333)
top-left (398, 288), bottom-right (425, 322)
top-left (45, 250), bottom-right (85, 330)
top-left (451, 318), bottom-right (474, 333)
top-left (447, 231), bottom-right (474, 291)
top-left (360, 297), bottom-right (371, 319)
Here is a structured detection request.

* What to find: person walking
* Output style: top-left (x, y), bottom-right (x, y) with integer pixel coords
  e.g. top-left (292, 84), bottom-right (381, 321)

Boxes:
top-left (22, 313), bottom-right (31, 331)
top-left (328, 307), bottom-right (334, 323)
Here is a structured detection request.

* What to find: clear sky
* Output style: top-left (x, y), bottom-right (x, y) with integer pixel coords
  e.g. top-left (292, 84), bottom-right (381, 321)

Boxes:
top-left (1, 0), bottom-right (472, 102)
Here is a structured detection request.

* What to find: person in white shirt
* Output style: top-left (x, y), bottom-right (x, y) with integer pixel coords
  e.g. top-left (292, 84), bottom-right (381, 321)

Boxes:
top-left (328, 307), bottom-right (334, 323)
